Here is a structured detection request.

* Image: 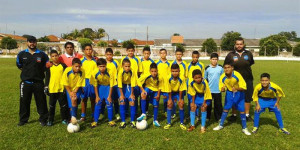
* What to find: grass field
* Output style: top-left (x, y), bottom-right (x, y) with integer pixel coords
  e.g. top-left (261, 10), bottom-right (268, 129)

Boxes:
top-left (0, 58), bottom-right (299, 150)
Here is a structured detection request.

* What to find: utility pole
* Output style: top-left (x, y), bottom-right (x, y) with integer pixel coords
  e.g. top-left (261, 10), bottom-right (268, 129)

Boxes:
top-left (146, 26), bottom-right (149, 45)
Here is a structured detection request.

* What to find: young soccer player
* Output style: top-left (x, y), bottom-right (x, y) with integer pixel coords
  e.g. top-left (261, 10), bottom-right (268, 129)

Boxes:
top-left (137, 63), bottom-right (163, 127)
top-left (252, 73), bottom-right (290, 135)
top-left (80, 44), bottom-right (98, 121)
top-left (204, 53), bottom-right (223, 121)
top-left (118, 59), bottom-right (137, 128)
top-left (105, 48), bottom-right (121, 120)
top-left (90, 58), bottom-right (116, 128)
top-left (61, 58), bottom-right (85, 124)
top-left (213, 63), bottom-right (251, 135)
top-left (187, 69), bottom-right (212, 133)
top-left (45, 50), bottom-right (69, 126)
top-left (163, 63), bottom-right (187, 130)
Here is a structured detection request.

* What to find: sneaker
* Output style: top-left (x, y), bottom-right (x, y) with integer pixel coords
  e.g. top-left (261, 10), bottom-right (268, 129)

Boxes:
top-left (71, 116), bottom-right (77, 124)
top-left (164, 124), bottom-right (171, 129)
top-left (252, 127), bottom-right (258, 134)
top-left (137, 114), bottom-right (146, 121)
top-left (130, 121), bottom-right (136, 128)
top-left (115, 114), bottom-right (120, 121)
top-left (200, 127), bottom-right (206, 133)
top-left (246, 116), bottom-right (253, 122)
top-left (279, 128), bottom-right (290, 135)
top-left (213, 125), bottom-right (224, 131)
top-left (91, 122), bottom-right (97, 128)
top-left (242, 128), bottom-right (251, 135)
top-left (180, 123), bottom-right (187, 130)
top-left (17, 121), bottom-right (27, 126)
top-left (187, 126), bottom-right (195, 132)
top-left (153, 120), bottom-right (161, 127)
top-left (119, 122), bottom-right (126, 129)
top-left (171, 114), bottom-right (176, 119)
top-left (108, 121), bottom-right (116, 127)
top-left (79, 117), bottom-right (86, 122)
top-left (47, 121), bottom-right (53, 126)
top-left (228, 115), bottom-right (237, 122)
top-left (40, 122), bottom-right (47, 126)
top-left (62, 120), bottom-right (68, 125)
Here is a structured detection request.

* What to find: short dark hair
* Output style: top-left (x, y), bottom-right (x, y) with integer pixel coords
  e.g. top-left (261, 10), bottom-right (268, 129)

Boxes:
top-left (65, 42), bottom-right (74, 48)
top-left (83, 44), bottom-right (92, 50)
top-left (223, 62), bottom-right (233, 67)
top-left (210, 53), bottom-right (219, 59)
top-left (105, 48), bottom-right (113, 54)
top-left (143, 46), bottom-right (151, 52)
top-left (235, 37), bottom-right (244, 44)
top-left (50, 50), bottom-right (58, 55)
top-left (97, 58), bottom-right (107, 66)
top-left (150, 63), bottom-right (157, 69)
top-left (72, 58), bottom-right (81, 65)
top-left (160, 48), bottom-right (167, 52)
top-left (171, 63), bottom-right (179, 70)
top-left (260, 73), bottom-right (270, 79)
top-left (192, 51), bottom-right (199, 55)
top-left (175, 48), bottom-right (183, 53)
top-left (122, 59), bottom-right (131, 65)
top-left (126, 44), bottom-right (135, 50)
top-left (192, 69), bottom-right (202, 78)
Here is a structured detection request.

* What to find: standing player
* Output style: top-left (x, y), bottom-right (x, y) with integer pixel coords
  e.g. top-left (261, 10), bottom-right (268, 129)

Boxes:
top-left (59, 42), bottom-right (83, 67)
top-left (213, 63), bottom-right (251, 135)
top-left (252, 73), bottom-right (290, 135)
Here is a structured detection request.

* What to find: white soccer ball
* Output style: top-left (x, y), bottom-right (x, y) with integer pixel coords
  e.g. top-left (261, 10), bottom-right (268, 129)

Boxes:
top-left (67, 123), bottom-right (80, 133)
top-left (136, 120), bottom-right (148, 130)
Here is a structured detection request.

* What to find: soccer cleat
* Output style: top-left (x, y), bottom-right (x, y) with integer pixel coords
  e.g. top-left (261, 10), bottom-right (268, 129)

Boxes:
top-left (47, 121), bottom-right (53, 126)
top-left (228, 115), bottom-right (237, 122)
top-left (119, 122), bottom-right (126, 129)
top-left (246, 116), bottom-right (253, 122)
top-left (242, 128), bottom-right (251, 135)
top-left (164, 124), bottom-right (171, 130)
top-left (91, 122), bottom-right (97, 128)
top-left (187, 126), bottom-right (195, 132)
top-left (180, 123), bottom-right (187, 130)
top-left (137, 114), bottom-right (146, 121)
top-left (164, 112), bottom-right (167, 118)
top-left (279, 128), bottom-right (290, 135)
top-left (130, 121), bottom-right (136, 128)
top-left (71, 116), bottom-right (77, 124)
top-left (79, 117), bottom-right (86, 122)
top-left (171, 114), bottom-right (176, 119)
top-left (153, 120), bottom-right (161, 127)
top-left (17, 121), bottom-right (27, 126)
top-left (200, 127), bottom-right (206, 133)
top-left (108, 121), bottom-right (116, 127)
top-left (115, 114), bottom-right (120, 121)
top-left (62, 120), bottom-right (68, 125)
top-left (252, 127), bottom-right (259, 134)
top-left (213, 125), bottom-right (224, 131)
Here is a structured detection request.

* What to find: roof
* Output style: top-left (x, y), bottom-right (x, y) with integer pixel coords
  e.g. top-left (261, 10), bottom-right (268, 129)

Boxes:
top-left (47, 35), bottom-right (64, 42)
top-left (132, 39), bottom-right (154, 45)
top-left (171, 36), bottom-right (184, 44)
top-left (0, 33), bottom-right (27, 41)
top-left (154, 39), bottom-right (261, 46)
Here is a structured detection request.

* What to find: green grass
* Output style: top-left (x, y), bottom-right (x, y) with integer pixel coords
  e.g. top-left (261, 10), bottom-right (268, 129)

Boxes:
top-left (0, 58), bottom-right (300, 149)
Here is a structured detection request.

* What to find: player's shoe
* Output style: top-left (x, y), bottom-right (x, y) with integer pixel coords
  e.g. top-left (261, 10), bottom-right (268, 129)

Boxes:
top-left (108, 121), bottom-right (116, 127)
top-left (71, 116), bottom-right (77, 125)
top-left (119, 122), bottom-right (126, 129)
top-left (187, 126), bottom-right (195, 132)
top-left (153, 120), bottom-right (161, 127)
top-left (180, 123), bottom-right (187, 130)
top-left (171, 114), bottom-right (176, 119)
top-left (17, 121), bottom-right (27, 126)
top-left (213, 125), bottom-right (224, 131)
top-left (115, 114), bottom-right (120, 121)
top-left (47, 121), bottom-right (53, 126)
top-left (91, 122), bottom-right (97, 128)
top-left (137, 114), bottom-right (146, 121)
top-left (62, 120), bottom-right (68, 125)
top-left (242, 128), bottom-right (251, 135)
top-left (252, 127), bottom-right (258, 134)
top-left (79, 117), bottom-right (86, 123)
top-left (200, 126), bottom-right (206, 133)
top-left (130, 121), bottom-right (136, 128)
top-left (164, 124), bottom-right (171, 130)
top-left (279, 128), bottom-right (290, 135)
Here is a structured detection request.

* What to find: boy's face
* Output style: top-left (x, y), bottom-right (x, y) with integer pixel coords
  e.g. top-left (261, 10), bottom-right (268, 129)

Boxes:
top-left (160, 50), bottom-right (167, 59)
top-left (84, 46), bottom-right (93, 57)
top-left (143, 51), bottom-right (151, 60)
top-left (171, 68), bottom-right (179, 78)
top-left (50, 53), bottom-right (59, 63)
top-left (127, 48), bottom-right (135, 57)
top-left (98, 65), bottom-right (106, 73)
top-left (65, 44), bottom-right (74, 55)
top-left (105, 52), bottom-right (113, 61)
top-left (193, 74), bottom-right (202, 84)
top-left (224, 65), bottom-right (233, 76)
top-left (192, 54), bottom-right (199, 63)
top-left (261, 77), bottom-right (270, 88)
top-left (210, 57), bottom-right (218, 66)
top-left (150, 68), bottom-right (158, 78)
top-left (175, 52), bottom-right (183, 60)
top-left (123, 62), bottom-right (131, 72)
top-left (72, 63), bottom-right (81, 73)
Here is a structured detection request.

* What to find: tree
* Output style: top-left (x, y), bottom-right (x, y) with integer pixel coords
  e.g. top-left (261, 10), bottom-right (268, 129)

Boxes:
top-left (96, 28), bottom-right (106, 39)
top-left (0, 37), bottom-right (18, 50)
top-left (80, 28), bottom-right (96, 40)
top-left (78, 38), bottom-right (93, 49)
top-left (202, 38), bottom-right (217, 54)
top-left (278, 31), bottom-right (297, 41)
top-left (38, 36), bottom-right (50, 42)
top-left (111, 39), bottom-right (119, 47)
top-left (122, 40), bottom-right (136, 48)
top-left (259, 34), bottom-right (292, 56)
top-left (293, 43), bottom-right (300, 56)
top-left (114, 50), bottom-right (121, 56)
top-left (37, 43), bottom-right (48, 52)
top-left (221, 31), bottom-right (242, 51)
top-left (97, 41), bottom-right (108, 47)
top-left (144, 45), bottom-right (150, 49)
top-left (173, 33), bottom-right (180, 36)
top-left (70, 29), bottom-right (80, 40)
top-left (175, 43), bottom-right (185, 52)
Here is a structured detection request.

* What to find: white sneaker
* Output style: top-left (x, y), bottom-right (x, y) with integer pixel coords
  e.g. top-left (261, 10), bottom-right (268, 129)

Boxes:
top-left (71, 116), bottom-right (77, 124)
top-left (213, 125), bottom-right (224, 131)
top-left (242, 128), bottom-right (251, 135)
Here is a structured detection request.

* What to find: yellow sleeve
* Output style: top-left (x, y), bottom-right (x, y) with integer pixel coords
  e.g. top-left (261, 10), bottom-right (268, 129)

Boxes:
top-left (138, 60), bottom-right (143, 73)
top-left (179, 77), bottom-right (187, 91)
top-left (204, 80), bottom-right (212, 100)
top-left (77, 70), bottom-right (86, 88)
top-left (131, 73), bottom-right (137, 87)
top-left (200, 62), bottom-right (205, 77)
top-left (137, 74), bottom-right (149, 87)
top-left (89, 71), bottom-right (97, 87)
top-left (219, 73), bottom-right (225, 91)
top-left (237, 72), bottom-right (247, 90)
top-left (61, 68), bottom-right (70, 86)
top-left (158, 76), bottom-right (165, 90)
top-left (274, 83), bottom-right (285, 98)
top-left (188, 83), bottom-right (196, 96)
top-left (164, 76), bottom-right (171, 93)
top-left (109, 72), bottom-right (114, 87)
top-left (117, 69), bottom-right (123, 88)
top-left (252, 84), bottom-right (260, 102)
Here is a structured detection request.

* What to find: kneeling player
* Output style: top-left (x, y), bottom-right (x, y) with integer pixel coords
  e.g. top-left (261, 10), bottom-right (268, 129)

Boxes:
top-left (187, 69), bottom-right (212, 133)
top-left (91, 58), bottom-right (116, 128)
top-left (252, 73), bottom-right (290, 135)
top-left (213, 63), bottom-right (251, 135)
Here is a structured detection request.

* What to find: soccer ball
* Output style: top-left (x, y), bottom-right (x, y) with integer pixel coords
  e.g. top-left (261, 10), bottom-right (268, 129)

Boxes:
top-left (136, 120), bottom-right (148, 130)
top-left (67, 123), bottom-right (80, 133)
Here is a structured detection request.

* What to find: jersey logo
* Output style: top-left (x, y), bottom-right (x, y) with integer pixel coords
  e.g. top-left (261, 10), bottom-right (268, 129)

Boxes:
top-left (233, 56), bottom-right (238, 62)
top-left (244, 55), bottom-right (249, 60)
top-left (37, 57), bottom-right (41, 63)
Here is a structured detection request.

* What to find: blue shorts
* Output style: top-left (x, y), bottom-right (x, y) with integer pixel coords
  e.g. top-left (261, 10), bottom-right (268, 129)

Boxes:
top-left (66, 89), bottom-right (82, 108)
top-left (162, 92), bottom-right (169, 102)
top-left (118, 84), bottom-right (134, 102)
top-left (111, 85), bottom-right (119, 100)
top-left (224, 91), bottom-right (245, 112)
top-left (81, 79), bottom-right (95, 99)
top-left (134, 86), bottom-right (141, 97)
top-left (188, 93), bottom-right (212, 106)
top-left (144, 87), bottom-right (159, 106)
top-left (97, 85), bottom-right (112, 105)
top-left (258, 97), bottom-right (278, 112)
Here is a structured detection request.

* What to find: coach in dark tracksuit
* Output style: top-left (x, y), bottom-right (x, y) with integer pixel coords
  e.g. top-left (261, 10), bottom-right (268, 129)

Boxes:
top-left (16, 36), bottom-right (49, 126)
top-left (224, 37), bottom-right (255, 121)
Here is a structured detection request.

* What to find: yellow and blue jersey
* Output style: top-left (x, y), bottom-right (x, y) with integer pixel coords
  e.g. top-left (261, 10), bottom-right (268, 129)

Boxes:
top-left (90, 69), bottom-right (114, 87)
top-left (61, 67), bottom-right (85, 91)
top-left (171, 60), bottom-right (188, 79)
top-left (187, 61), bottom-right (205, 84)
top-left (140, 58), bottom-right (155, 76)
top-left (117, 68), bottom-right (137, 88)
top-left (137, 74), bottom-right (164, 92)
top-left (188, 79), bottom-right (212, 100)
top-left (46, 63), bottom-right (67, 93)
top-left (219, 71), bottom-right (247, 92)
top-left (107, 59), bottom-right (120, 86)
top-left (120, 56), bottom-right (141, 76)
top-left (252, 82), bottom-right (285, 102)
top-left (80, 57), bottom-right (97, 79)
top-left (156, 59), bottom-right (171, 92)
top-left (165, 75), bottom-right (187, 93)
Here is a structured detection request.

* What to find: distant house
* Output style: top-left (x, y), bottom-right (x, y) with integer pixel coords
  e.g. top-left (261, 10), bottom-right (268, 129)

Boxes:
top-left (47, 35), bottom-right (65, 42)
top-left (0, 33), bottom-right (27, 42)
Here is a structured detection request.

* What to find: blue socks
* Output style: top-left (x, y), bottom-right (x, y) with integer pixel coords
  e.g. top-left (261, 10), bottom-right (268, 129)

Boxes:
top-left (172, 102), bottom-right (177, 116)
top-left (141, 99), bottom-right (146, 114)
top-left (81, 113), bottom-right (86, 118)
top-left (220, 111), bottom-right (228, 126)
top-left (120, 104), bottom-right (126, 122)
top-left (167, 109), bottom-right (172, 124)
top-left (240, 114), bottom-right (247, 129)
top-left (274, 108), bottom-right (284, 128)
top-left (94, 102), bottom-right (101, 122)
top-left (190, 111), bottom-right (196, 126)
top-left (201, 111), bottom-right (207, 127)
top-left (154, 106), bottom-right (158, 121)
top-left (130, 106), bottom-right (136, 122)
top-left (254, 111), bottom-right (260, 127)
top-left (71, 107), bottom-right (78, 117)
top-left (107, 103), bottom-right (113, 121)
top-left (179, 109), bottom-right (184, 124)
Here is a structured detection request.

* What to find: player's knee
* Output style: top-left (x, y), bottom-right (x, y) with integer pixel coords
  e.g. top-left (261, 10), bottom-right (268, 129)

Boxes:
top-left (167, 101), bottom-right (173, 109)
top-left (141, 94), bottom-right (146, 99)
top-left (201, 106), bottom-right (206, 112)
top-left (178, 100), bottom-right (184, 109)
top-left (130, 101), bottom-right (135, 106)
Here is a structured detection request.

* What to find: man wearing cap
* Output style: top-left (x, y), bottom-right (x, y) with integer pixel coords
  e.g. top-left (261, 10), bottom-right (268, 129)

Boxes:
top-left (16, 36), bottom-right (49, 126)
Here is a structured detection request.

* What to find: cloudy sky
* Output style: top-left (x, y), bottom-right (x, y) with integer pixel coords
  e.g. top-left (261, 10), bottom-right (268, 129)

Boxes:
top-left (0, 0), bottom-right (299, 40)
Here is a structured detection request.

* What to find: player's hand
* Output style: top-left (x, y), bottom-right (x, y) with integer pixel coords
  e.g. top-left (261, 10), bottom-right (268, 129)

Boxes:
top-left (221, 85), bottom-right (226, 92)
top-left (46, 61), bottom-right (53, 68)
top-left (232, 86), bottom-right (237, 92)
top-left (162, 95), bottom-right (167, 99)
top-left (141, 90), bottom-right (147, 97)
top-left (190, 103), bottom-right (196, 112)
top-left (95, 96), bottom-right (100, 103)
top-left (201, 101), bottom-right (207, 108)
top-left (107, 96), bottom-right (112, 103)
top-left (119, 95), bottom-right (125, 101)
top-left (167, 99), bottom-right (173, 108)
top-left (130, 94), bottom-right (135, 101)
top-left (154, 95), bottom-right (160, 101)
top-left (255, 104), bottom-right (261, 112)
top-left (274, 102), bottom-right (280, 110)
top-left (44, 86), bottom-right (49, 96)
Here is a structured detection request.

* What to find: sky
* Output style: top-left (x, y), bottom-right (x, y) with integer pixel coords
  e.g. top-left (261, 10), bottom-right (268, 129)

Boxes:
top-left (0, 0), bottom-right (299, 40)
